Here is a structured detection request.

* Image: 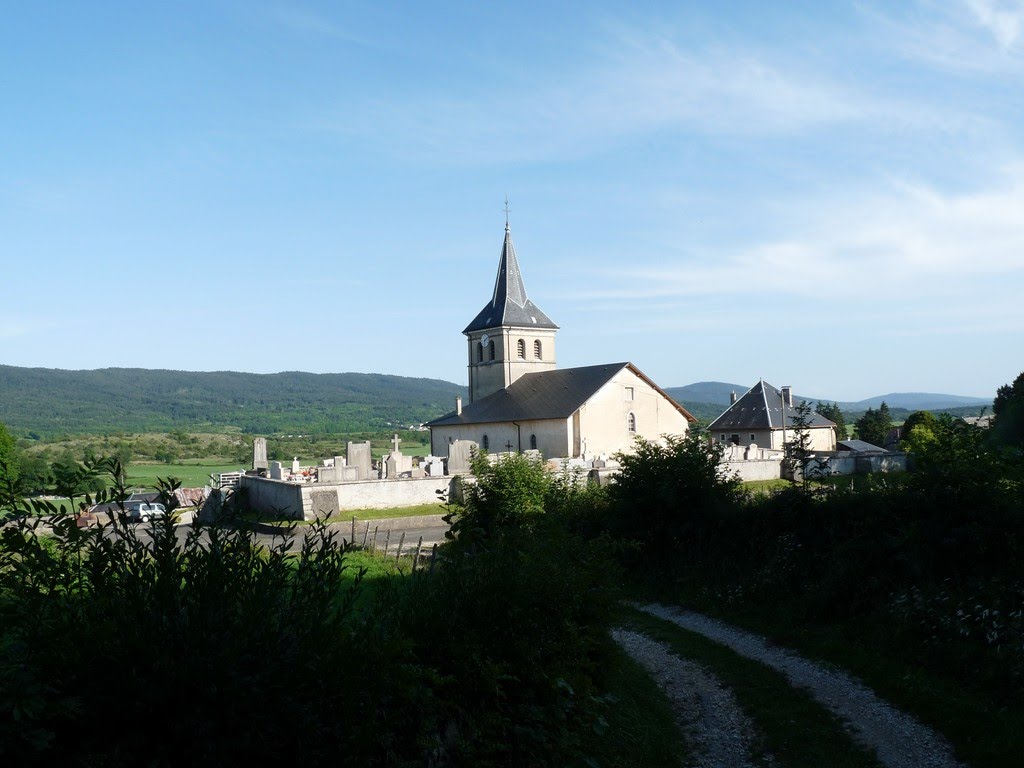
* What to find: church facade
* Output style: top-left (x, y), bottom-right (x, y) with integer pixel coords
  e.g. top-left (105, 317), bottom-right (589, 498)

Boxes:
top-left (427, 223), bottom-right (694, 459)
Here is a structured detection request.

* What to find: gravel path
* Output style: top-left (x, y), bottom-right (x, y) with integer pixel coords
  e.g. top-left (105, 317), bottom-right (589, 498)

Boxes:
top-left (612, 628), bottom-right (760, 768)
top-left (637, 603), bottom-right (967, 768)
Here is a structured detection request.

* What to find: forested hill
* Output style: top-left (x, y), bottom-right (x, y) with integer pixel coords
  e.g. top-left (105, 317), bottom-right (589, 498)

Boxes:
top-left (0, 365), bottom-right (465, 436)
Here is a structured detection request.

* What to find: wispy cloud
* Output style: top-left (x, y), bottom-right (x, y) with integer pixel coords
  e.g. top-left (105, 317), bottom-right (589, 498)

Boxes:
top-left (265, 5), bottom-right (370, 45)
top-left (325, 26), bottom-right (888, 165)
top-left (965, 0), bottom-right (1024, 49)
top-left (866, 0), bottom-right (1024, 72)
top-left (567, 166), bottom-right (1024, 308)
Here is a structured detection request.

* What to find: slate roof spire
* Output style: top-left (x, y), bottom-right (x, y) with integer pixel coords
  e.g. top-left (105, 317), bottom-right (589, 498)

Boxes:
top-left (463, 222), bottom-right (558, 334)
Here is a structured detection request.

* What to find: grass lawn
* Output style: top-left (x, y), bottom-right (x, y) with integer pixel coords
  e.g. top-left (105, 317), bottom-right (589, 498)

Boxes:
top-left (126, 461), bottom-right (245, 489)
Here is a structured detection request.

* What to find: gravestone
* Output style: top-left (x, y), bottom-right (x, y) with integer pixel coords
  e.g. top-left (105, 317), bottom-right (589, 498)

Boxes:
top-left (423, 456), bottom-right (445, 477)
top-left (317, 466), bottom-right (339, 483)
top-left (340, 465), bottom-right (360, 482)
top-left (447, 439), bottom-right (477, 474)
top-left (346, 441), bottom-right (372, 480)
top-left (291, 458), bottom-right (301, 474)
top-left (252, 437), bottom-right (268, 470)
top-left (269, 461), bottom-right (284, 480)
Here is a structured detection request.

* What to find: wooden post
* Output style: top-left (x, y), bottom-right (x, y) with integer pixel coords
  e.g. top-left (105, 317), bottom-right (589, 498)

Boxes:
top-left (371, 526), bottom-right (378, 553)
top-left (351, 516), bottom-right (356, 546)
top-left (413, 536), bottom-right (423, 570)
top-left (361, 521), bottom-right (370, 548)
top-left (383, 529), bottom-right (391, 558)
top-left (395, 531), bottom-right (406, 561)
top-left (428, 543), bottom-right (438, 574)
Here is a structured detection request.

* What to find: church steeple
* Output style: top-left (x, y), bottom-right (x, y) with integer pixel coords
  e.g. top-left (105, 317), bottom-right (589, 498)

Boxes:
top-left (463, 224), bottom-right (558, 334)
top-left (463, 220), bottom-right (559, 402)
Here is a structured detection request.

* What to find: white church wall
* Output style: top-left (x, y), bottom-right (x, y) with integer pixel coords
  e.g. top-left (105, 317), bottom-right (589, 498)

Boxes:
top-left (431, 418), bottom-right (571, 458)
top-left (577, 368), bottom-right (689, 457)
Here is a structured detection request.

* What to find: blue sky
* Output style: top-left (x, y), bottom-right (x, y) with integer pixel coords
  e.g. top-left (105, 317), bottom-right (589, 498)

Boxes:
top-left (2, 1), bottom-right (1022, 400)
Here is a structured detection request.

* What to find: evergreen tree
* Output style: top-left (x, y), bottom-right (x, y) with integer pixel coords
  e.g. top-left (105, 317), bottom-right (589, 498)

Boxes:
top-left (855, 402), bottom-right (892, 447)
top-left (816, 401), bottom-right (847, 442)
top-left (784, 400), bottom-right (815, 485)
top-left (993, 371), bottom-right (1024, 447)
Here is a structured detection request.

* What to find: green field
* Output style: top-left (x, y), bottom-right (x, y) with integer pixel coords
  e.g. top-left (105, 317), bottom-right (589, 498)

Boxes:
top-left (126, 462), bottom-right (245, 489)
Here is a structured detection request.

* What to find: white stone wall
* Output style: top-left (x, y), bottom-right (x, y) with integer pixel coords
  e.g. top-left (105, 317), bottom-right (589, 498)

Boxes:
top-left (240, 475), bottom-right (455, 521)
top-left (722, 458), bottom-right (784, 482)
top-left (713, 426), bottom-right (835, 452)
top-left (431, 418), bottom-right (572, 459)
top-left (577, 368), bottom-right (690, 457)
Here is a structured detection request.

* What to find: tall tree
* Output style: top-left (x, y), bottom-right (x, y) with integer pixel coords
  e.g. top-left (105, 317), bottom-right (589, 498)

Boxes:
top-left (992, 371), bottom-right (1024, 447)
top-left (816, 401), bottom-right (847, 442)
top-left (900, 410), bottom-right (939, 453)
top-left (855, 402), bottom-right (892, 447)
top-left (0, 422), bottom-right (21, 511)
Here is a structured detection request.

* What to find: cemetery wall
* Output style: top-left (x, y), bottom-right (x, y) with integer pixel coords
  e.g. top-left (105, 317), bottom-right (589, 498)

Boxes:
top-left (722, 458), bottom-right (784, 482)
top-left (240, 474), bottom-right (454, 521)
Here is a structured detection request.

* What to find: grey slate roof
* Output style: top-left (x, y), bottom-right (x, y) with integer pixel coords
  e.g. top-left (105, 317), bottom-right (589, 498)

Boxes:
top-left (837, 439), bottom-right (885, 454)
top-left (708, 380), bottom-right (835, 431)
top-left (463, 225), bottom-right (558, 334)
top-left (427, 362), bottom-right (694, 427)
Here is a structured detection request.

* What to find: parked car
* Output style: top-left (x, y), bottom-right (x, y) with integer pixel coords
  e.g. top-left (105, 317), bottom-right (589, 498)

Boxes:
top-left (127, 503), bottom-right (167, 523)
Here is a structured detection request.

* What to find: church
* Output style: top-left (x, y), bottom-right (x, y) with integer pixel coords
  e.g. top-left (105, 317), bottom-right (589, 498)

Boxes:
top-left (427, 222), bottom-right (694, 460)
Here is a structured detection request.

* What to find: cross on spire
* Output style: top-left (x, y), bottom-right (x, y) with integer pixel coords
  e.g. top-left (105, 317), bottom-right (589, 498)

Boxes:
top-left (503, 195), bottom-right (511, 230)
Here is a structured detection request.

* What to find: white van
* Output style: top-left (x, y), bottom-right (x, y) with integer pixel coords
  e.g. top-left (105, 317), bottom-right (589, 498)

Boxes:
top-left (127, 503), bottom-right (167, 523)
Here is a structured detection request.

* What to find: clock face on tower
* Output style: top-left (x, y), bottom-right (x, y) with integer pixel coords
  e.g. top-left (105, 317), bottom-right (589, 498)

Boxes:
top-left (480, 333), bottom-right (489, 348)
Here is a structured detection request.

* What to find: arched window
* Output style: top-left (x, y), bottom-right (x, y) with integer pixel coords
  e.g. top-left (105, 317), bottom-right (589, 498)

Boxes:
top-left (489, 341), bottom-right (495, 361)
top-left (533, 339), bottom-right (542, 359)
top-left (517, 338), bottom-right (526, 359)
top-left (530, 434), bottom-right (537, 450)
top-left (627, 412), bottom-right (636, 433)
top-left (482, 434), bottom-right (489, 450)
top-left (477, 342), bottom-right (484, 362)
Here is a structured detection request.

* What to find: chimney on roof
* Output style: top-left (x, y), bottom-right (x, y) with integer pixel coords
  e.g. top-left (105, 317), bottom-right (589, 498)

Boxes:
top-left (730, 391), bottom-right (737, 405)
top-left (782, 386), bottom-right (793, 407)
top-left (455, 395), bottom-right (463, 416)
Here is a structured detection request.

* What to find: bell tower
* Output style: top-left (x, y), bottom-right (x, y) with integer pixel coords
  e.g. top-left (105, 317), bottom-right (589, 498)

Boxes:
top-left (463, 222), bottom-right (558, 402)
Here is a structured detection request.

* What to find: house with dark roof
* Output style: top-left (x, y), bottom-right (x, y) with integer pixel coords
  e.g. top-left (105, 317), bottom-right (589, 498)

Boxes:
top-left (708, 380), bottom-right (837, 452)
top-left (427, 222), bottom-right (695, 459)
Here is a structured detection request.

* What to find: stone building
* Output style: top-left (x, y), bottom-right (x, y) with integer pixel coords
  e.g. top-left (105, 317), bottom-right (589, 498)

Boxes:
top-left (708, 380), bottom-right (837, 452)
top-left (427, 223), bottom-right (694, 459)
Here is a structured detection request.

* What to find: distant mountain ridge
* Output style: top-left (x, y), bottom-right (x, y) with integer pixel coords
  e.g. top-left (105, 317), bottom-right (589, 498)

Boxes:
top-left (665, 381), bottom-right (993, 414)
top-left (0, 365), bottom-right (465, 436)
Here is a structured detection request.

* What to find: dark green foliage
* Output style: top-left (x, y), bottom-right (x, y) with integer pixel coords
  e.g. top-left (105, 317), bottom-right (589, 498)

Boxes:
top-left (993, 371), bottom-right (1024, 447)
top-left (783, 401), bottom-right (816, 485)
top-left (0, 365), bottom-right (465, 436)
top-left (607, 433), bottom-right (744, 561)
top-left (446, 451), bottom-right (552, 549)
top-left (1, 451), bottom-right (626, 767)
top-left (854, 402), bottom-right (892, 447)
top-left (615, 417), bottom-right (1024, 706)
top-left (816, 401), bottom-right (847, 441)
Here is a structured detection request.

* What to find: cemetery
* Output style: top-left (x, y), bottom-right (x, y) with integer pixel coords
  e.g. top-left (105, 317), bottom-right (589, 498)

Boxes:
top-left (238, 432), bottom-right (621, 520)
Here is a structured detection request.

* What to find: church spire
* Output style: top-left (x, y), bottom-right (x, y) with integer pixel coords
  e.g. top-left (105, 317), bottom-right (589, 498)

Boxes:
top-left (463, 220), bottom-right (558, 334)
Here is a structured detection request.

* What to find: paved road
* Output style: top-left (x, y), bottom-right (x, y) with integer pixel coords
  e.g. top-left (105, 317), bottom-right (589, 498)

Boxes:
top-left (123, 519), bottom-right (450, 555)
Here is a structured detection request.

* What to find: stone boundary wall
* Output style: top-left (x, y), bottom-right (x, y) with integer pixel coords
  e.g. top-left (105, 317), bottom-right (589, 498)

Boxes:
top-left (722, 458), bottom-right (784, 482)
top-left (240, 475), bottom-right (456, 521)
